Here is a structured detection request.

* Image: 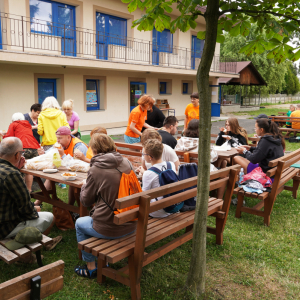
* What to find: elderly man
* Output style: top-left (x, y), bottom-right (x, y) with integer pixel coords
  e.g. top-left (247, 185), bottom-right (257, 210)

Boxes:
top-left (158, 116), bottom-right (179, 149)
top-left (0, 137), bottom-right (62, 262)
top-left (290, 104), bottom-right (300, 129)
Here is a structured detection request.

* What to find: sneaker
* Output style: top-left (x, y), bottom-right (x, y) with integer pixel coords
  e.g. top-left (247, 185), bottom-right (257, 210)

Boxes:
top-left (231, 198), bottom-right (246, 205)
top-left (59, 183), bottom-right (67, 189)
top-left (45, 236), bottom-right (62, 251)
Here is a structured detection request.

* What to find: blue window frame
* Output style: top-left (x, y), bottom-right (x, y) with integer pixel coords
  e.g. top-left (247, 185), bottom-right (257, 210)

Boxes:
top-left (38, 78), bottom-right (57, 104)
top-left (160, 82), bottom-right (167, 94)
top-left (96, 12), bottom-right (127, 60)
top-left (30, 0), bottom-right (76, 56)
top-left (0, 16), bottom-right (2, 50)
top-left (86, 80), bottom-right (100, 111)
top-left (130, 82), bottom-right (147, 111)
top-left (191, 35), bottom-right (205, 69)
top-left (182, 82), bottom-right (189, 94)
top-left (152, 29), bottom-right (173, 65)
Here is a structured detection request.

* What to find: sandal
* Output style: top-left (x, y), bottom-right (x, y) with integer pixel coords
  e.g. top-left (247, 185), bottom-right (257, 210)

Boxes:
top-left (74, 264), bottom-right (97, 279)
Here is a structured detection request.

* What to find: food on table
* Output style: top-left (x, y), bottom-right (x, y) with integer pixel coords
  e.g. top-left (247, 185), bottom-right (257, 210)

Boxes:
top-left (54, 142), bottom-right (62, 149)
top-left (62, 172), bottom-right (76, 177)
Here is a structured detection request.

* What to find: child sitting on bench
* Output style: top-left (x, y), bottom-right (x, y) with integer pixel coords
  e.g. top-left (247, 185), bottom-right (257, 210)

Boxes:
top-left (142, 139), bottom-right (177, 218)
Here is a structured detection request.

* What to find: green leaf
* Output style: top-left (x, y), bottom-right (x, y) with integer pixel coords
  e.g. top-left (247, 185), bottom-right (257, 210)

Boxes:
top-left (216, 34), bottom-right (225, 43)
top-left (189, 19), bottom-right (197, 29)
top-left (121, 0), bottom-right (132, 3)
top-left (197, 31), bottom-right (206, 40)
top-left (293, 49), bottom-right (300, 61)
top-left (224, 20), bottom-right (233, 32)
top-left (155, 17), bottom-right (165, 32)
top-left (128, 0), bottom-right (137, 13)
top-left (269, 38), bottom-right (282, 45)
top-left (254, 43), bottom-right (265, 54)
top-left (230, 24), bottom-right (240, 37)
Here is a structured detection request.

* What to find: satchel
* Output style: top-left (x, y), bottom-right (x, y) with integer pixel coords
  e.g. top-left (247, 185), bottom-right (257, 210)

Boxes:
top-left (52, 199), bottom-right (75, 231)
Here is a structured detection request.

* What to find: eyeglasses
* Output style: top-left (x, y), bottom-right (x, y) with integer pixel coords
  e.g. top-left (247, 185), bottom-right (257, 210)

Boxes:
top-left (225, 124), bottom-right (230, 127)
top-left (142, 152), bottom-right (153, 158)
top-left (15, 150), bottom-right (25, 156)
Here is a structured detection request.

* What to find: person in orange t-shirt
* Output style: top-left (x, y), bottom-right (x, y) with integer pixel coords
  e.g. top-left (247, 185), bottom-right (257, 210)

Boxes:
top-left (290, 104), bottom-right (300, 129)
top-left (184, 92), bottom-right (200, 131)
top-left (124, 95), bottom-right (157, 144)
top-left (74, 126), bottom-right (107, 163)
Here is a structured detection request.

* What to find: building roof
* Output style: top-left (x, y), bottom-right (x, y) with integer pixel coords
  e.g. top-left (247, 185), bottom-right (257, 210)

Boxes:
top-left (219, 61), bottom-right (267, 86)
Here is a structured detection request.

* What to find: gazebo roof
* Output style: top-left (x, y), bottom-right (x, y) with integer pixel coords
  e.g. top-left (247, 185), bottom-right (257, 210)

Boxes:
top-left (219, 61), bottom-right (267, 86)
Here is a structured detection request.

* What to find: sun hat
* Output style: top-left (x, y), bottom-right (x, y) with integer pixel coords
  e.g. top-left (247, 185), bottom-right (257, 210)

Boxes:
top-left (254, 114), bottom-right (269, 119)
top-left (5, 227), bottom-right (43, 251)
top-left (56, 126), bottom-right (71, 135)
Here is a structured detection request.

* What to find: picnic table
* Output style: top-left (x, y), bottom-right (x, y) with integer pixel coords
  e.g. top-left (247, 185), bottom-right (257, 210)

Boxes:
top-left (21, 167), bottom-right (88, 217)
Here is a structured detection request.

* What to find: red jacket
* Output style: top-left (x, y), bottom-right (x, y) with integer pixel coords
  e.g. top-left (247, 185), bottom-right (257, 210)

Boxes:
top-left (4, 121), bottom-right (40, 149)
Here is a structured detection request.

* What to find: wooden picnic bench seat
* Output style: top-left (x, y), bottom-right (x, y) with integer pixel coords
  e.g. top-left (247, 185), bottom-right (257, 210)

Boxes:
top-left (233, 148), bottom-right (300, 226)
top-left (78, 165), bottom-right (240, 300)
top-left (0, 235), bottom-right (52, 267)
top-left (269, 116), bottom-right (300, 137)
top-left (0, 260), bottom-right (64, 300)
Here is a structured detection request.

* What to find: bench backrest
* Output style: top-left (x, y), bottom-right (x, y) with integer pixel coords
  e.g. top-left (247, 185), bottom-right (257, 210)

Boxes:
top-left (0, 260), bottom-right (64, 300)
top-left (113, 165), bottom-right (240, 225)
top-left (269, 116), bottom-right (300, 123)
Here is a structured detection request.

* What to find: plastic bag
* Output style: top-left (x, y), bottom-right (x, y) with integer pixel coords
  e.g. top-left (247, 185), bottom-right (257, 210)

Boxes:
top-left (25, 148), bottom-right (60, 171)
top-left (210, 164), bottom-right (218, 172)
top-left (213, 141), bottom-right (231, 151)
top-left (175, 137), bottom-right (198, 152)
top-left (53, 152), bottom-right (62, 168)
top-left (64, 156), bottom-right (90, 173)
top-left (241, 167), bottom-right (272, 187)
top-left (210, 149), bottom-right (218, 163)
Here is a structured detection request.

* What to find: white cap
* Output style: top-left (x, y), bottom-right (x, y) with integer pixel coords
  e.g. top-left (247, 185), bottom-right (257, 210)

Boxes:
top-left (240, 168), bottom-right (244, 172)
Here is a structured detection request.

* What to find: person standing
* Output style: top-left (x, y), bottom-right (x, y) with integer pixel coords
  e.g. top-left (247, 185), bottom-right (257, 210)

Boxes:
top-left (38, 97), bottom-right (69, 151)
top-left (158, 116), bottom-right (178, 149)
top-left (142, 105), bottom-right (165, 131)
top-left (62, 99), bottom-right (81, 138)
top-left (24, 104), bottom-right (42, 144)
top-left (184, 92), bottom-right (199, 131)
top-left (124, 95), bottom-right (157, 144)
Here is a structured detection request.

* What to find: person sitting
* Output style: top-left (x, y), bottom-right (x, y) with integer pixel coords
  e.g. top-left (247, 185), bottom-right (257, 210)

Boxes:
top-left (3, 113), bottom-right (43, 192)
top-left (74, 126), bottom-right (107, 163)
top-left (290, 104), bottom-right (300, 129)
top-left (142, 105), bottom-right (165, 131)
top-left (62, 99), bottom-right (81, 138)
top-left (175, 119), bottom-right (199, 152)
top-left (142, 139), bottom-right (177, 218)
top-left (158, 116), bottom-right (179, 149)
top-left (138, 129), bottom-right (180, 174)
top-left (38, 96), bottom-right (69, 151)
top-left (0, 137), bottom-right (62, 263)
top-left (286, 105), bottom-right (295, 128)
top-left (24, 103), bottom-right (42, 144)
top-left (75, 134), bottom-right (136, 278)
top-left (234, 119), bottom-right (285, 175)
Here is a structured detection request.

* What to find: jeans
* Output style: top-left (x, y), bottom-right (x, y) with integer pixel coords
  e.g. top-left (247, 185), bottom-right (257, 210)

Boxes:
top-left (75, 216), bottom-right (134, 262)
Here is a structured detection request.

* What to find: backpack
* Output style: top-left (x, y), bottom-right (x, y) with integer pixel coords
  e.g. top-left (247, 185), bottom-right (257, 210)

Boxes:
top-left (149, 162), bottom-right (184, 213)
top-left (98, 159), bottom-right (141, 219)
top-left (178, 163), bottom-right (198, 207)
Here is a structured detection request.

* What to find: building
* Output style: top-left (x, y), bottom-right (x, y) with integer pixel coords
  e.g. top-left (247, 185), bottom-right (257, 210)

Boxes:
top-left (0, 0), bottom-right (238, 132)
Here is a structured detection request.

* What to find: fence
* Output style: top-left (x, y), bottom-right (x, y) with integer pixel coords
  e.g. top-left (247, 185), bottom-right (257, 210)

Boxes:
top-left (0, 12), bottom-right (237, 73)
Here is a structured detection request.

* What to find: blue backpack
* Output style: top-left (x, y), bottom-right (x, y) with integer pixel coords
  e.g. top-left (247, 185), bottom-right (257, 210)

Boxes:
top-left (149, 162), bottom-right (184, 213)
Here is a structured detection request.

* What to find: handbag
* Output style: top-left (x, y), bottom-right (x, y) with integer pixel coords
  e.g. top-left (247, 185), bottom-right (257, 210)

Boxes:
top-left (52, 199), bottom-right (75, 230)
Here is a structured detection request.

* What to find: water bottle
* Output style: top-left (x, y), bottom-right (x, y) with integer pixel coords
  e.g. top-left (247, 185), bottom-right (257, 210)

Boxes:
top-left (238, 168), bottom-right (244, 187)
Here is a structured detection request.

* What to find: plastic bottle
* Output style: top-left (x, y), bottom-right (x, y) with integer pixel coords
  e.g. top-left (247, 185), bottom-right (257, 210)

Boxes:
top-left (238, 168), bottom-right (244, 187)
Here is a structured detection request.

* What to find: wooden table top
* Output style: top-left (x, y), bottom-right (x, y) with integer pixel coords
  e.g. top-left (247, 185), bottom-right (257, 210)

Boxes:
top-left (21, 167), bottom-right (87, 188)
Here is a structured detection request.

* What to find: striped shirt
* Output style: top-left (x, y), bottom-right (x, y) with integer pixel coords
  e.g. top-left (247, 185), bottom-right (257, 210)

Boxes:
top-left (0, 158), bottom-right (38, 239)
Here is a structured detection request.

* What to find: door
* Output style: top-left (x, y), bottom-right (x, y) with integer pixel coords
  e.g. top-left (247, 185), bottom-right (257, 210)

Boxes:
top-left (152, 29), bottom-right (173, 65)
top-left (55, 4), bottom-right (76, 56)
top-left (130, 82), bottom-right (147, 111)
top-left (38, 79), bottom-right (57, 104)
top-left (191, 35), bottom-right (204, 69)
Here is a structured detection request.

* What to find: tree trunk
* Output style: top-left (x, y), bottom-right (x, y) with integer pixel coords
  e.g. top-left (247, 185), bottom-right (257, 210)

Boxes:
top-left (186, 0), bottom-right (220, 296)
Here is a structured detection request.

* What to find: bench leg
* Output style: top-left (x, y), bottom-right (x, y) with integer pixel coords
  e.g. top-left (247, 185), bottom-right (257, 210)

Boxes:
top-left (97, 259), bottom-right (106, 284)
top-left (235, 193), bottom-right (244, 219)
top-left (78, 249), bottom-right (82, 260)
top-left (185, 224), bottom-right (193, 233)
top-left (264, 200), bottom-right (271, 226)
top-left (216, 218), bottom-right (223, 245)
top-left (35, 250), bottom-right (43, 267)
top-left (292, 179), bottom-right (300, 199)
top-left (128, 254), bottom-right (141, 300)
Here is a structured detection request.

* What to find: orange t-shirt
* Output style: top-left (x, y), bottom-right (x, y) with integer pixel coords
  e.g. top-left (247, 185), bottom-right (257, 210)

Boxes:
top-left (125, 106), bottom-right (147, 138)
top-left (291, 110), bottom-right (300, 129)
top-left (185, 103), bottom-right (199, 126)
top-left (86, 147), bottom-right (93, 159)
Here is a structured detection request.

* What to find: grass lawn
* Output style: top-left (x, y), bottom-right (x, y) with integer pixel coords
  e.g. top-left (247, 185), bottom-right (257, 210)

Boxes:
top-left (1, 143), bottom-right (300, 299)
top-left (233, 108), bottom-right (288, 117)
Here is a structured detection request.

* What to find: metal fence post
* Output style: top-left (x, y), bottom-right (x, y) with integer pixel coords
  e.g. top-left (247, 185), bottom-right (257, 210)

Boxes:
top-left (63, 24), bottom-right (66, 56)
top-left (149, 41), bottom-right (151, 64)
top-left (21, 16), bottom-right (24, 52)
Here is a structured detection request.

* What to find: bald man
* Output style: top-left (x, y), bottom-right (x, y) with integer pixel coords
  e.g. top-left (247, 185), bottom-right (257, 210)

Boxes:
top-left (0, 137), bottom-right (61, 261)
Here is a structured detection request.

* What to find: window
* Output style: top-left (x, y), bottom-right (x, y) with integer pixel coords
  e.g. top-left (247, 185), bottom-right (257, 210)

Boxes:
top-left (191, 35), bottom-right (205, 69)
top-left (158, 79), bottom-right (172, 95)
top-left (30, 0), bottom-right (76, 56)
top-left (159, 82), bottom-right (167, 94)
top-left (96, 12), bottom-right (127, 60)
top-left (152, 29), bottom-right (173, 65)
top-left (38, 78), bottom-right (57, 104)
top-left (86, 80), bottom-right (100, 111)
top-left (182, 81), bottom-right (193, 94)
top-left (182, 83), bottom-right (188, 94)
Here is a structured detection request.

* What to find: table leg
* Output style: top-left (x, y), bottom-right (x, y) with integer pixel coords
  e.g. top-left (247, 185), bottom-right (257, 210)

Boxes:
top-left (74, 187), bottom-right (88, 217)
top-left (35, 250), bottom-right (43, 267)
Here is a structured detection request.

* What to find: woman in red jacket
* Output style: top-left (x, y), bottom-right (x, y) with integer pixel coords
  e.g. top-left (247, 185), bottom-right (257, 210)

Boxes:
top-left (4, 113), bottom-right (43, 191)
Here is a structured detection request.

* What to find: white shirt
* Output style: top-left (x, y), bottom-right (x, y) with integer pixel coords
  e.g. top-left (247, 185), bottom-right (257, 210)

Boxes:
top-left (142, 161), bottom-right (176, 218)
top-left (143, 144), bottom-right (179, 170)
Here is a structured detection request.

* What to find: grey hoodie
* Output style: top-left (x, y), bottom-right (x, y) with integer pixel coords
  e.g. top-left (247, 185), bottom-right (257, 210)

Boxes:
top-left (80, 151), bottom-right (137, 237)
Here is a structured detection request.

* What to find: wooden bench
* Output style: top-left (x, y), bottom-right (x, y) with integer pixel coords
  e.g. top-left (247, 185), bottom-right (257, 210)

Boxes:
top-left (269, 116), bottom-right (300, 137)
top-left (0, 260), bottom-right (64, 300)
top-left (78, 165), bottom-right (240, 300)
top-left (233, 149), bottom-right (300, 226)
top-left (0, 235), bottom-right (52, 267)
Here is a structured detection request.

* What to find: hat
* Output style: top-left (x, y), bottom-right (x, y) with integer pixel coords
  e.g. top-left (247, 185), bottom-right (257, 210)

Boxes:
top-left (56, 126), bottom-right (71, 135)
top-left (5, 227), bottom-right (42, 250)
top-left (254, 114), bottom-right (268, 119)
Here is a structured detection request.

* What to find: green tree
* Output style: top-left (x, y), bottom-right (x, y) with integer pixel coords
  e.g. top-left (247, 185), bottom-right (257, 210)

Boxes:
top-left (122, 0), bottom-right (300, 297)
top-left (221, 26), bottom-right (287, 96)
top-left (283, 63), bottom-right (300, 95)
